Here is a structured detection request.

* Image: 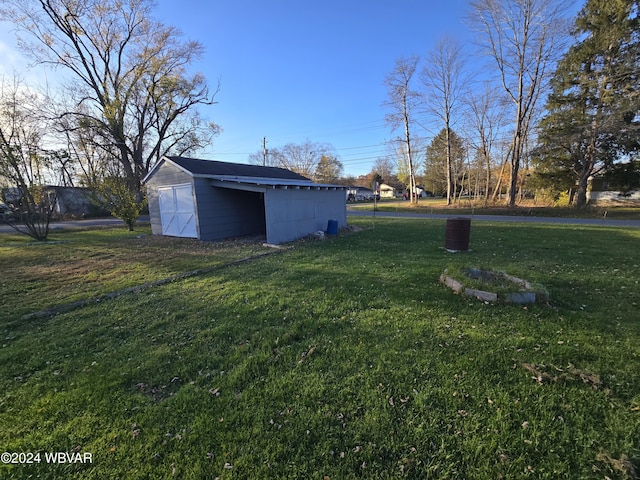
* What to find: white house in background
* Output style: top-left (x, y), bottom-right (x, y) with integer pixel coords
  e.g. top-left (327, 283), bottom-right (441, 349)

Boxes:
top-left (143, 156), bottom-right (347, 244)
top-left (587, 176), bottom-right (640, 205)
top-left (379, 183), bottom-right (396, 198)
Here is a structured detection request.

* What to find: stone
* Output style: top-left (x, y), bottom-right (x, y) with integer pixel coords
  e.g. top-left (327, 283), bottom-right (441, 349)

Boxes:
top-left (440, 274), bottom-right (464, 293)
top-left (504, 292), bottom-right (537, 304)
top-left (464, 287), bottom-right (498, 302)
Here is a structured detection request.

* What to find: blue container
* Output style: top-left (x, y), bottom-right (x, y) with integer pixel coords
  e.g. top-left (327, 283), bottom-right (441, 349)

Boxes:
top-left (326, 219), bottom-right (339, 235)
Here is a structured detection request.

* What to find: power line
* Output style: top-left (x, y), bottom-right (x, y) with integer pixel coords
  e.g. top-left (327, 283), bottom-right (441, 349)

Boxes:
top-left (209, 141), bottom-right (390, 159)
top-left (196, 115), bottom-right (431, 173)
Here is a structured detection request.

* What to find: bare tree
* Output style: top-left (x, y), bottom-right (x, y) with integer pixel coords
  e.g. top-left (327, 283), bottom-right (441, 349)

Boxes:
top-left (271, 140), bottom-right (333, 179)
top-left (421, 37), bottom-right (468, 205)
top-left (388, 137), bottom-right (425, 197)
top-left (384, 56), bottom-right (420, 203)
top-left (465, 83), bottom-right (506, 206)
top-left (248, 146), bottom-right (280, 167)
top-left (372, 157), bottom-right (396, 183)
top-left (60, 121), bottom-right (114, 188)
top-left (470, 0), bottom-right (568, 207)
top-left (0, 76), bottom-right (57, 240)
top-left (0, 0), bottom-right (219, 195)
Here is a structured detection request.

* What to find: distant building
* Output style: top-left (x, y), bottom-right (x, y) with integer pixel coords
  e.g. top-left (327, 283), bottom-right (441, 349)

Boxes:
top-left (587, 176), bottom-right (640, 205)
top-left (346, 186), bottom-right (377, 202)
top-left (379, 183), bottom-right (397, 198)
top-left (1, 186), bottom-right (105, 218)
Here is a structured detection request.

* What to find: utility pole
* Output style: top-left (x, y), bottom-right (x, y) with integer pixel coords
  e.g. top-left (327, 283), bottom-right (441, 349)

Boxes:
top-left (262, 137), bottom-right (267, 166)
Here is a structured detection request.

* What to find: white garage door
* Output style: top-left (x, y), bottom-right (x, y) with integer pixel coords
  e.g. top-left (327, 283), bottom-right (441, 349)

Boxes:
top-left (158, 184), bottom-right (198, 238)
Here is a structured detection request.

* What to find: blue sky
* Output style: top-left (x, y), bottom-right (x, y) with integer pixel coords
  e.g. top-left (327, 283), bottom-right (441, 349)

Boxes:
top-left (0, 1), bottom-right (499, 176)
top-left (152, 0), bottom-right (476, 176)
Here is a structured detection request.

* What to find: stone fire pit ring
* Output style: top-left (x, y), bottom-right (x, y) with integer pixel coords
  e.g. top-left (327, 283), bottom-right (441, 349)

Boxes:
top-left (440, 267), bottom-right (549, 304)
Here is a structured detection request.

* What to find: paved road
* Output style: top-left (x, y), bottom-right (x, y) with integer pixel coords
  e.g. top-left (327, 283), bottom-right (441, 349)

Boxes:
top-left (1, 211), bottom-right (639, 235)
top-left (348, 209), bottom-right (640, 228)
top-left (0, 216), bottom-right (150, 234)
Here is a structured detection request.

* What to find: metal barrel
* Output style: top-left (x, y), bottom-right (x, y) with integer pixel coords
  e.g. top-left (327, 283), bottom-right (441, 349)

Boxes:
top-left (445, 217), bottom-right (471, 252)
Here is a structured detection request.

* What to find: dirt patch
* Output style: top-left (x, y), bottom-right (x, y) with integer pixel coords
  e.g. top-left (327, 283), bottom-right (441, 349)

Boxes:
top-left (21, 248), bottom-right (283, 320)
top-left (521, 363), bottom-right (604, 390)
top-left (595, 451), bottom-right (638, 479)
top-left (124, 233), bottom-right (267, 254)
top-left (133, 379), bottom-right (187, 403)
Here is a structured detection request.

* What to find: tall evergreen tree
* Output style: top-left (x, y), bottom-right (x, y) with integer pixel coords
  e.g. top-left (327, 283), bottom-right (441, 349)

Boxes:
top-left (536, 0), bottom-right (640, 207)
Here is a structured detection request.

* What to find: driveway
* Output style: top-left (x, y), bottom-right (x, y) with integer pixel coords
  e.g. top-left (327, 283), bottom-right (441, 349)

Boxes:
top-left (348, 209), bottom-right (640, 228)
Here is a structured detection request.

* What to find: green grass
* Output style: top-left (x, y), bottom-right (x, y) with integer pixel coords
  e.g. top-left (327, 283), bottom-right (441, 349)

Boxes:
top-left (1, 218), bottom-right (639, 479)
top-left (0, 226), bottom-right (273, 321)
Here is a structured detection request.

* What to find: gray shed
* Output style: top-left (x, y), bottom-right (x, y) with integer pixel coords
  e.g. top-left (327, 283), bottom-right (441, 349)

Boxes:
top-left (142, 156), bottom-right (347, 244)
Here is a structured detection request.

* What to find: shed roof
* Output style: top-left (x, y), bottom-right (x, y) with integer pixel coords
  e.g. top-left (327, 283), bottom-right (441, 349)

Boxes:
top-left (143, 156), bottom-right (310, 183)
top-left (169, 156), bottom-right (312, 180)
top-left (143, 156), bottom-right (345, 191)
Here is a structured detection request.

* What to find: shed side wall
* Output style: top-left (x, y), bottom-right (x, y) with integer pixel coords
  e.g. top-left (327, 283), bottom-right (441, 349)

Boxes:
top-left (264, 188), bottom-right (346, 244)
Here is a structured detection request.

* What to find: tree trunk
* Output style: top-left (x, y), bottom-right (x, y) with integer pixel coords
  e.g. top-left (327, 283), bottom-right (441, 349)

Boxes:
top-left (507, 128), bottom-right (523, 207)
top-left (484, 146), bottom-right (491, 207)
top-left (574, 167), bottom-right (592, 208)
top-left (446, 126), bottom-right (453, 205)
top-left (404, 109), bottom-right (417, 205)
top-left (492, 147), bottom-right (511, 203)
top-left (575, 115), bottom-right (600, 209)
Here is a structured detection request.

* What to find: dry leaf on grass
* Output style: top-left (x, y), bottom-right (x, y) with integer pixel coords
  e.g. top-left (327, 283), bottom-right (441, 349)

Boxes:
top-left (521, 363), bottom-right (604, 390)
top-left (596, 451), bottom-right (637, 479)
top-left (298, 345), bottom-right (316, 363)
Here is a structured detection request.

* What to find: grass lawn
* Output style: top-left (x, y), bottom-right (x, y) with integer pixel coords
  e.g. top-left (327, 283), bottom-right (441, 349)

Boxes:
top-left (1, 218), bottom-right (639, 479)
top-left (0, 226), bottom-right (273, 321)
